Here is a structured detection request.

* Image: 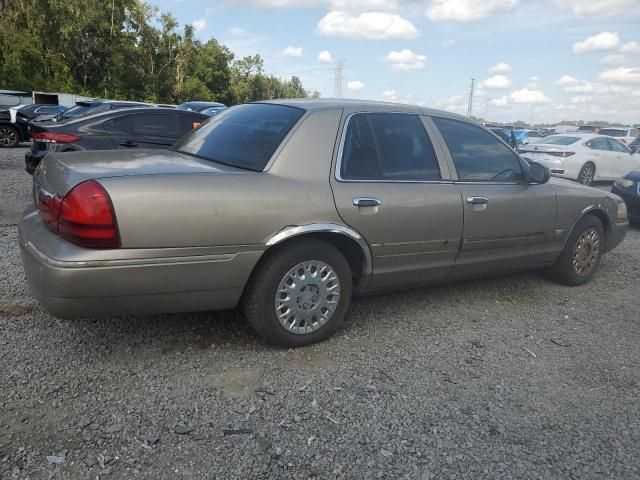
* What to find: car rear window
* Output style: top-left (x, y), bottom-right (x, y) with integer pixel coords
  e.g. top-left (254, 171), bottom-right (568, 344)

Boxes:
top-left (540, 135), bottom-right (581, 145)
top-left (599, 128), bottom-right (626, 137)
top-left (173, 103), bottom-right (304, 171)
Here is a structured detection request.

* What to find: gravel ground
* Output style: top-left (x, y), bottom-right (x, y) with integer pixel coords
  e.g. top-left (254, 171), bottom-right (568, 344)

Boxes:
top-left (1, 146), bottom-right (639, 480)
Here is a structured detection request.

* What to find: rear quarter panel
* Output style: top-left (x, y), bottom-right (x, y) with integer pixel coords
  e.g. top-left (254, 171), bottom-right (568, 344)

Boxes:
top-left (99, 108), bottom-right (345, 249)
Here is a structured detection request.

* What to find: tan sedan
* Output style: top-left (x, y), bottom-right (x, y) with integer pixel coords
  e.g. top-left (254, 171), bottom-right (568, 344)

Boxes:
top-left (19, 100), bottom-right (628, 346)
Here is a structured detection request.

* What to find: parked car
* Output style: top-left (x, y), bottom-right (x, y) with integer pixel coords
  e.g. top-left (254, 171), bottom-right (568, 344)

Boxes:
top-left (513, 129), bottom-right (544, 146)
top-left (176, 101), bottom-right (227, 113)
top-left (519, 134), bottom-right (640, 185)
top-left (577, 125), bottom-right (599, 133)
top-left (52, 99), bottom-right (154, 122)
top-left (200, 105), bottom-right (228, 117)
top-left (598, 127), bottom-right (639, 145)
top-left (0, 104), bottom-right (67, 148)
top-left (19, 100), bottom-right (628, 347)
top-left (25, 107), bottom-right (207, 174)
top-left (612, 169), bottom-right (640, 224)
top-left (489, 127), bottom-right (518, 150)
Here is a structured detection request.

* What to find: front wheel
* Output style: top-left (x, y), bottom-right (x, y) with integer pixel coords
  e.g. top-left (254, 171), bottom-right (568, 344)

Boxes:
top-left (243, 239), bottom-right (352, 347)
top-left (0, 125), bottom-right (19, 148)
top-left (548, 215), bottom-right (604, 286)
top-left (577, 162), bottom-right (595, 186)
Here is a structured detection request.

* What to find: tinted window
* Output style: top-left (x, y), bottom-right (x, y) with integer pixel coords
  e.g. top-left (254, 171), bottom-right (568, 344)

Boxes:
top-left (578, 126), bottom-right (596, 132)
top-left (586, 137), bottom-right (611, 151)
top-left (528, 131), bottom-right (542, 138)
top-left (608, 138), bottom-right (630, 153)
top-left (341, 113), bottom-right (440, 181)
top-left (541, 135), bottom-right (580, 146)
top-left (433, 117), bottom-right (524, 182)
top-left (174, 103), bottom-right (304, 171)
top-left (177, 113), bottom-right (206, 135)
top-left (600, 128), bottom-right (626, 137)
top-left (107, 114), bottom-right (178, 136)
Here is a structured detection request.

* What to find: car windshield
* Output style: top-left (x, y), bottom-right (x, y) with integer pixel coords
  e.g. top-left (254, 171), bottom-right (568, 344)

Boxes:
top-left (540, 135), bottom-right (581, 145)
top-left (599, 128), bottom-right (626, 137)
top-left (174, 103), bottom-right (305, 171)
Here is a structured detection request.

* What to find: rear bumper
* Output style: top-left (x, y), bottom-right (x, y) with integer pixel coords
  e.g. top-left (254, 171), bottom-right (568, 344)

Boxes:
top-left (18, 209), bottom-right (263, 318)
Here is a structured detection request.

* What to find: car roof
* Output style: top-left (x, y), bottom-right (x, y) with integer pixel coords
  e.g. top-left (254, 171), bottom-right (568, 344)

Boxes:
top-left (51, 107), bottom-right (204, 126)
top-left (257, 98), bottom-right (471, 121)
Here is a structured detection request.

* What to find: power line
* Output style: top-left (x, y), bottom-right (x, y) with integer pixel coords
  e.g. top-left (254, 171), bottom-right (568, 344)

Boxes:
top-left (334, 60), bottom-right (344, 99)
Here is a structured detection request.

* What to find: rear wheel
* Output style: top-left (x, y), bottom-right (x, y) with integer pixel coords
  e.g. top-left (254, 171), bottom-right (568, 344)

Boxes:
top-left (577, 162), bottom-right (595, 186)
top-left (243, 239), bottom-right (352, 347)
top-left (0, 125), bottom-right (19, 148)
top-left (548, 215), bottom-right (604, 286)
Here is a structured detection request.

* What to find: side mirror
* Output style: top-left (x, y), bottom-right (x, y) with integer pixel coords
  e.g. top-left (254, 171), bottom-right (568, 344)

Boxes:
top-left (528, 161), bottom-right (550, 184)
top-left (630, 146), bottom-right (637, 154)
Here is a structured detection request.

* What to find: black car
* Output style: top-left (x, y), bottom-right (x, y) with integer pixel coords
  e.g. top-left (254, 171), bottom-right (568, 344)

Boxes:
top-left (612, 169), bottom-right (640, 224)
top-left (25, 107), bottom-right (207, 174)
top-left (176, 101), bottom-right (227, 113)
top-left (55, 99), bottom-right (154, 121)
top-left (0, 104), bottom-right (67, 148)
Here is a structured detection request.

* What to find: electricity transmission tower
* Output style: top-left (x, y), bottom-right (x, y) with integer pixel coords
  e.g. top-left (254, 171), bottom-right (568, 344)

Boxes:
top-left (334, 60), bottom-right (344, 98)
top-left (467, 77), bottom-right (475, 118)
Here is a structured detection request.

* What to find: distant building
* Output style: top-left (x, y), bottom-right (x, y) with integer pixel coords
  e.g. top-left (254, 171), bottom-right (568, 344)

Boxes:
top-left (0, 89), bottom-right (93, 108)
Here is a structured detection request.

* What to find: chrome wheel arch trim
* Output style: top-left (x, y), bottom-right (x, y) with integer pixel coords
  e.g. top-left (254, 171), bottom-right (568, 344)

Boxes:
top-left (265, 223), bottom-right (373, 287)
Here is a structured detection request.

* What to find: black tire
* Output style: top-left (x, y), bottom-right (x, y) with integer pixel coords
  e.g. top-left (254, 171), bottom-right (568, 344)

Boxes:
top-left (243, 239), bottom-right (352, 347)
top-left (548, 215), bottom-right (604, 286)
top-left (577, 162), bottom-right (595, 186)
top-left (0, 125), bottom-right (20, 148)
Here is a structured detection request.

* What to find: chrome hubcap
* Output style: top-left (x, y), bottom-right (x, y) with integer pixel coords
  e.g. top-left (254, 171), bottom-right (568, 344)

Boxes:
top-left (580, 166), bottom-right (594, 185)
top-left (572, 227), bottom-right (601, 276)
top-left (0, 128), bottom-right (17, 146)
top-left (274, 260), bottom-right (340, 335)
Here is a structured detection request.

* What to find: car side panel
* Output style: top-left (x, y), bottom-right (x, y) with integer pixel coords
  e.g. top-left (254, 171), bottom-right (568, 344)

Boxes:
top-left (100, 108), bottom-right (345, 249)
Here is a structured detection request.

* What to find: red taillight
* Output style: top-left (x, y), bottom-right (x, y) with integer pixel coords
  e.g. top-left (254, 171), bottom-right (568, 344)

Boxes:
top-left (31, 132), bottom-right (80, 144)
top-left (547, 151), bottom-right (575, 158)
top-left (38, 180), bottom-right (120, 248)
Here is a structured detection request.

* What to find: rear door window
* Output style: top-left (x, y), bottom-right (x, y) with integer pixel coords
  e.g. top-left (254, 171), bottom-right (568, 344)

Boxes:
top-left (432, 116), bottom-right (524, 182)
top-left (106, 114), bottom-right (179, 137)
top-left (586, 137), bottom-right (612, 151)
top-left (608, 138), bottom-right (630, 153)
top-left (174, 103), bottom-right (304, 171)
top-left (177, 113), bottom-right (206, 135)
top-left (340, 113), bottom-right (441, 181)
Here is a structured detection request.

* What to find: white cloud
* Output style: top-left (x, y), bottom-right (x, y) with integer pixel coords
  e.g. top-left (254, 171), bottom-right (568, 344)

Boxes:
top-left (192, 18), bottom-right (206, 32)
top-left (347, 80), bottom-right (365, 91)
top-left (426, 0), bottom-right (518, 22)
top-left (282, 45), bottom-right (303, 57)
top-left (241, 0), bottom-right (409, 9)
top-left (599, 67), bottom-right (640, 84)
top-left (317, 11), bottom-right (419, 40)
top-left (573, 32), bottom-right (620, 54)
top-left (489, 62), bottom-right (511, 74)
top-left (556, 75), bottom-right (579, 86)
top-left (570, 96), bottom-right (593, 104)
top-left (565, 82), bottom-right (595, 93)
top-left (620, 41), bottom-right (640, 54)
top-left (381, 90), bottom-right (399, 101)
top-left (602, 54), bottom-right (628, 66)
top-left (554, 0), bottom-right (639, 17)
top-left (385, 49), bottom-right (427, 71)
top-left (509, 88), bottom-right (551, 104)
top-left (317, 50), bottom-right (334, 63)
top-left (490, 96), bottom-right (509, 107)
top-left (482, 74), bottom-right (511, 89)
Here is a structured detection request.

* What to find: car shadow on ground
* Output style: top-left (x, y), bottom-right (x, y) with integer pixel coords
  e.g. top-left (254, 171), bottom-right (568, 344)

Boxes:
top-left (55, 268), bottom-right (551, 356)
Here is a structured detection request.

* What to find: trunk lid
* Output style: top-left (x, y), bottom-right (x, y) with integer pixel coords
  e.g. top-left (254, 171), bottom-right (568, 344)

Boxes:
top-left (34, 149), bottom-right (245, 196)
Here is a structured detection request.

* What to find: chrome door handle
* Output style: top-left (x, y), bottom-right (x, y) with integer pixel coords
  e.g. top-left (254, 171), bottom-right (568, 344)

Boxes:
top-left (353, 197), bottom-right (381, 207)
top-left (466, 196), bottom-right (489, 205)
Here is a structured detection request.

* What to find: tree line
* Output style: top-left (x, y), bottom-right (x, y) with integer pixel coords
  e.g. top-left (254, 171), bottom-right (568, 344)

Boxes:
top-left (0, 0), bottom-right (317, 105)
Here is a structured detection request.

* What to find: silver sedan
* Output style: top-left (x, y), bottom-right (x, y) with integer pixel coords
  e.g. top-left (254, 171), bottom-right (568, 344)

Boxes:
top-left (19, 100), bottom-right (629, 347)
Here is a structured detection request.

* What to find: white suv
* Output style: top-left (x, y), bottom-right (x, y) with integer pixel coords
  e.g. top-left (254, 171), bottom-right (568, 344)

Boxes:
top-left (599, 127), bottom-right (639, 145)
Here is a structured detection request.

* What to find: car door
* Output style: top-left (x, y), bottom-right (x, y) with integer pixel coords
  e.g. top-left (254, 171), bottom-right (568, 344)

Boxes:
top-left (428, 116), bottom-right (558, 277)
top-left (607, 137), bottom-right (640, 179)
top-left (584, 136), bottom-right (616, 179)
top-left (330, 112), bottom-right (463, 289)
top-left (104, 113), bottom-right (181, 149)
